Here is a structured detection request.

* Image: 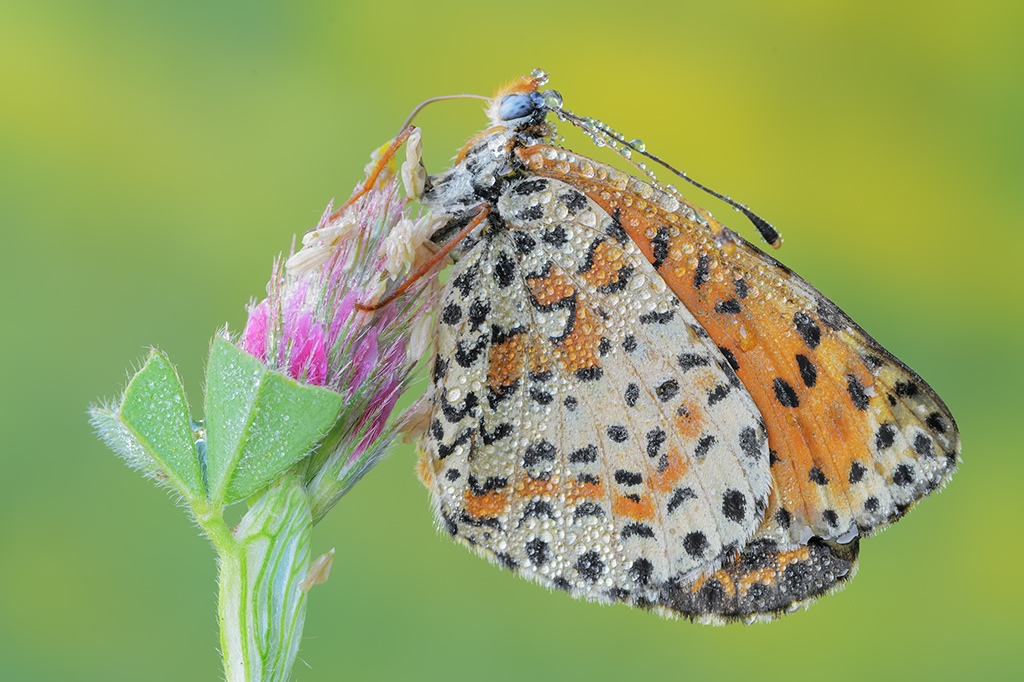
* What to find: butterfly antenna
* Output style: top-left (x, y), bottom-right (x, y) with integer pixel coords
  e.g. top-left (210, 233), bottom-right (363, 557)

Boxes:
top-left (550, 107), bottom-right (782, 249)
top-left (399, 94), bottom-right (491, 136)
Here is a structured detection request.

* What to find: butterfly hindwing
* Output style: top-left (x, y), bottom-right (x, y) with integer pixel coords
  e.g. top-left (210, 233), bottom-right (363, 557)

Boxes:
top-left (420, 175), bottom-right (773, 603)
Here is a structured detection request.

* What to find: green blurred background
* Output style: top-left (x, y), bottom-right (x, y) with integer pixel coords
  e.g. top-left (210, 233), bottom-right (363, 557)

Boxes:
top-left (2, 1), bottom-right (1020, 680)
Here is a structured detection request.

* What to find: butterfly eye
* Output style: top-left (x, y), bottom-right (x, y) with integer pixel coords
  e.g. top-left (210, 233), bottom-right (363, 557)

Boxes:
top-left (498, 93), bottom-right (536, 121)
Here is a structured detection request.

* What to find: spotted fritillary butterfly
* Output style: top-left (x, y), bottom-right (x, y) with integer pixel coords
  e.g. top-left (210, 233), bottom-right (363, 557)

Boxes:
top-left (384, 70), bottom-right (959, 622)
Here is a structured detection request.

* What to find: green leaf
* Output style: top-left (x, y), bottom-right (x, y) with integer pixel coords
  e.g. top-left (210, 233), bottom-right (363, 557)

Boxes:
top-left (204, 338), bottom-right (343, 506)
top-left (91, 349), bottom-right (203, 500)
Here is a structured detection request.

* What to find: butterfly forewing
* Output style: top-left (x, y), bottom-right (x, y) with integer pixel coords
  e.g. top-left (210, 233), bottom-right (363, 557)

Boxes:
top-left (518, 144), bottom-right (959, 546)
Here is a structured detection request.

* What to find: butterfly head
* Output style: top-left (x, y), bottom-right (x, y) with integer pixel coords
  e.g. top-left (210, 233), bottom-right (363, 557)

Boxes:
top-left (485, 70), bottom-right (562, 135)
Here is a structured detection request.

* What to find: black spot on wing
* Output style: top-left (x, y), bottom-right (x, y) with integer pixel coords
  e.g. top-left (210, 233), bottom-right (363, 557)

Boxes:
top-left (722, 489), bottom-right (746, 523)
top-left (494, 252), bottom-right (516, 287)
top-left (441, 303), bottom-right (462, 325)
top-left (455, 334), bottom-right (488, 368)
top-left (523, 440), bottom-right (557, 467)
top-left (719, 346), bottom-right (740, 372)
top-left (436, 427), bottom-right (474, 459)
top-left (487, 379), bottom-right (520, 409)
top-left (621, 523), bottom-right (655, 539)
top-left (607, 425), bottom-right (629, 443)
top-left (894, 380), bottom-right (920, 398)
top-left (606, 208), bottom-right (628, 244)
top-left (876, 423), bottom-right (896, 450)
top-left (925, 412), bottom-right (948, 434)
top-left (542, 225), bottom-right (567, 246)
top-left (576, 365), bottom-right (603, 381)
top-left (914, 433), bottom-right (935, 457)
top-left (467, 300), bottom-right (489, 331)
top-left (569, 445), bottom-right (598, 464)
top-left (656, 379), bottom-right (679, 402)
top-left (528, 387), bottom-right (553, 405)
top-left (574, 501), bottom-right (604, 518)
top-left (526, 538), bottom-right (550, 565)
top-left (667, 487), bottom-right (696, 513)
top-left (739, 427), bottom-right (761, 459)
top-left (559, 189), bottom-right (587, 214)
top-left (639, 310), bottom-right (675, 324)
top-left (614, 470), bottom-right (643, 486)
top-left (651, 226), bottom-right (671, 270)
top-left (773, 378), bottom-right (799, 408)
top-left (893, 464), bottom-right (915, 486)
top-left (452, 264), bottom-right (477, 297)
top-left (512, 179), bottom-right (549, 196)
top-left (683, 531), bottom-right (708, 559)
top-left (693, 254), bottom-right (710, 289)
top-left (467, 475), bottom-right (508, 495)
top-left (678, 353), bottom-right (710, 371)
top-left (796, 354), bottom-right (817, 388)
top-left (596, 264), bottom-right (634, 294)
top-left (522, 500), bottom-right (554, 520)
top-left (432, 356), bottom-right (448, 383)
top-left (694, 434), bottom-right (716, 460)
top-left (577, 237), bottom-right (604, 274)
top-left (847, 374), bottom-right (869, 411)
top-left (480, 421), bottom-right (513, 445)
top-left (440, 391), bottom-right (479, 423)
top-left (629, 558), bottom-right (654, 584)
top-left (575, 551), bottom-right (605, 582)
top-left (793, 312), bottom-right (821, 349)
top-left (707, 384), bottom-right (730, 406)
top-left (516, 205), bottom-right (544, 221)
top-left (646, 428), bottom-right (667, 458)
top-left (512, 231), bottom-right (536, 254)
top-left (714, 299), bottom-right (741, 314)
top-left (849, 461), bottom-right (866, 484)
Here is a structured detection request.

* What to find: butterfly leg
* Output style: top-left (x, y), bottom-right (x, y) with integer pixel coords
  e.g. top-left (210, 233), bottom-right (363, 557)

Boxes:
top-left (354, 203), bottom-right (492, 311)
top-left (326, 125), bottom-right (419, 225)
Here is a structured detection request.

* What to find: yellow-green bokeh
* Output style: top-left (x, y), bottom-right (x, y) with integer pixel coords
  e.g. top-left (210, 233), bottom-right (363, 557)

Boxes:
top-left (2, 1), bottom-right (1020, 680)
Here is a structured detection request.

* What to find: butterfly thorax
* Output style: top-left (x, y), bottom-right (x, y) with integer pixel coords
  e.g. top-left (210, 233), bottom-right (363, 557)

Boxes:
top-left (422, 111), bottom-right (552, 259)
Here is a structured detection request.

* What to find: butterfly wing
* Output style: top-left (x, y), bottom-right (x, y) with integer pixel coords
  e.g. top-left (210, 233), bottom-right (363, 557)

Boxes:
top-left (420, 174), bottom-right (775, 605)
top-left (519, 145), bottom-right (960, 546)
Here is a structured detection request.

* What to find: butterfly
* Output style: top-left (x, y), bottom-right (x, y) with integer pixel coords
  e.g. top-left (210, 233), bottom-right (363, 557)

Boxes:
top-left (384, 70), bottom-right (959, 622)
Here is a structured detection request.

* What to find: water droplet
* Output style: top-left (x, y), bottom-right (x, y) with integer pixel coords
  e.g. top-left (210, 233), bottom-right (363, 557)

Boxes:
top-left (542, 89), bottom-right (563, 108)
top-left (628, 139), bottom-right (645, 153)
top-left (530, 68), bottom-right (549, 85)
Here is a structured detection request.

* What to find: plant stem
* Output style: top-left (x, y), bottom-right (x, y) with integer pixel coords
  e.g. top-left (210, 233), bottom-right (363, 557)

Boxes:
top-left (198, 474), bottom-right (314, 682)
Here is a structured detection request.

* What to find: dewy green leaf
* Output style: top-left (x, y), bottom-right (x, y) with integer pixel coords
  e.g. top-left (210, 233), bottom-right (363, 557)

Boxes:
top-left (204, 338), bottom-right (343, 506)
top-left (94, 349), bottom-right (204, 499)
